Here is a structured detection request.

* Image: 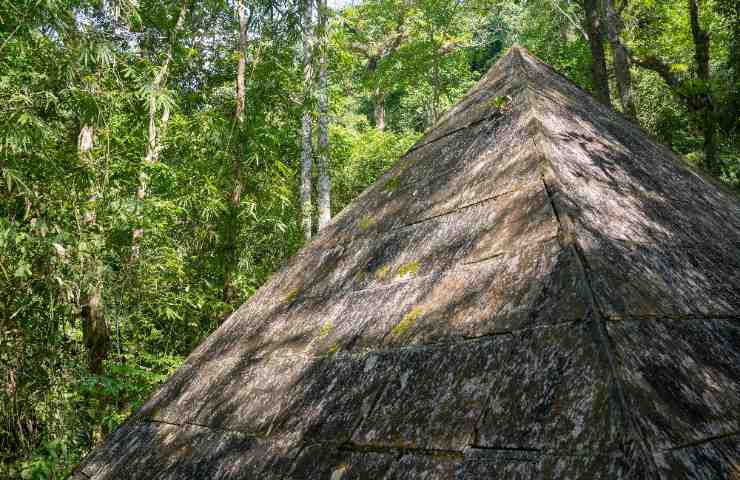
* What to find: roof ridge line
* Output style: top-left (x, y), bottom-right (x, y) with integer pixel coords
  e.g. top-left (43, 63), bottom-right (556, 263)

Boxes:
top-left (526, 96), bottom-right (661, 475)
top-left (515, 64), bottom-right (663, 473)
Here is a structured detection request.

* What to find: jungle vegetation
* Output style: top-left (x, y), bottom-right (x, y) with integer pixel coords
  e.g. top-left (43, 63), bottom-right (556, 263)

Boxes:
top-left (1, 0), bottom-right (737, 477)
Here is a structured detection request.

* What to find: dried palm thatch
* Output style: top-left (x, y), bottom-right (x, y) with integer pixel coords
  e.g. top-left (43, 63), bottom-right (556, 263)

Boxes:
top-left (73, 45), bottom-right (740, 479)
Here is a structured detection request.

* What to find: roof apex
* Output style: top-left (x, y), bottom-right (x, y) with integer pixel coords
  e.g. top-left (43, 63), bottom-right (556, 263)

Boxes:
top-left (74, 42), bottom-right (740, 480)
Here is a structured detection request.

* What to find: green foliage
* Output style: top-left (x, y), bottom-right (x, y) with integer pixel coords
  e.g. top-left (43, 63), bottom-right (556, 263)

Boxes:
top-left (487, 0), bottom-right (593, 89)
top-left (1, 0), bottom-right (738, 477)
top-left (330, 126), bottom-right (419, 209)
top-left (489, 95), bottom-right (511, 110)
top-left (634, 69), bottom-right (694, 149)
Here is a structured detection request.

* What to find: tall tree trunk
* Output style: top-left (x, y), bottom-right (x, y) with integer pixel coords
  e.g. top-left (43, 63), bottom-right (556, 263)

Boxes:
top-left (224, 0), bottom-right (249, 304)
top-left (78, 124), bottom-right (97, 224)
top-left (352, 24), bottom-right (407, 132)
top-left (431, 36), bottom-right (441, 125)
top-left (604, 0), bottom-right (636, 117)
top-left (732, 1), bottom-right (739, 131)
top-left (721, 0), bottom-right (739, 133)
top-left (632, 1), bottom-right (721, 176)
top-left (582, 0), bottom-right (612, 106)
top-left (731, 0), bottom-right (740, 133)
top-left (130, 0), bottom-right (188, 264)
top-left (373, 86), bottom-right (386, 131)
top-left (316, 0), bottom-right (331, 231)
top-left (300, 0), bottom-right (315, 241)
top-left (82, 282), bottom-right (107, 374)
top-left (78, 125), bottom-right (109, 375)
top-left (688, 0), bottom-right (718, 174)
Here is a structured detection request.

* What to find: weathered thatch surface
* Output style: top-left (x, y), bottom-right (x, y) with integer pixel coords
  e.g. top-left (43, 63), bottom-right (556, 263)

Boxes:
top-left (72, 46), bottom-right (740, 479)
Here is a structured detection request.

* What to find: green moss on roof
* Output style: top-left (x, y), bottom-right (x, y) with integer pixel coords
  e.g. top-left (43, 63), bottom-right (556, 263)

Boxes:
top-left (391, 306), bottom-right (423, 337)
top-left (374, 264), bottom-right (391, 281)
top-left (382, 177), bottom-right (400, 194)
top-left (397, 260), bottom-right (420, 278)
top-left (326, 341), bottom-right (340, 356)
top-left (283, 287), bottom-right (300, 304)
top-left (358, 215), bottom-right (376, 231)
top-left (488, 94), bottom-right (511, 111)
top-left (317, 321), bottom-right (333, 340)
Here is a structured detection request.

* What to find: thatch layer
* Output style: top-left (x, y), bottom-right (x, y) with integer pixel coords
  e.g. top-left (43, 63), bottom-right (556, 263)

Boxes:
top-left (73, 46), bottom-right (740, 479)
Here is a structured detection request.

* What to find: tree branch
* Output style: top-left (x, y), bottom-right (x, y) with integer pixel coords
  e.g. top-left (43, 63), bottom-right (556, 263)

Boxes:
top-left (631, 54), bottom-right (706, 111)
top-left (550, 0), bottom-right (589, 42)
top-left (348, 41), bottom-right (371, 58)
top-left (631, 55), bottom-right (681, 91)
top-left (0, 24), bottom-right (22, 55)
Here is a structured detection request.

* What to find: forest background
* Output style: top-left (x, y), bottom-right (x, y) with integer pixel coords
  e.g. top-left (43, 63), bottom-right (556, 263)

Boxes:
top-left (1, 0), bottom-right (738, 477)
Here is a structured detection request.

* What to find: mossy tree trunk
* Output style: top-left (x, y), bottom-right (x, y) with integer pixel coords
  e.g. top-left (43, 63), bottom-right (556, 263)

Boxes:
top-left (605, 0), bottom-right (636, 118)
top-left (78, 125), bottom-right (109, 375)
top-left (631, 0), bottom-right (720, 175)
top-left (224, 0), bottom-right (251, 304)
top-left (581, 0), bottom-right (612, 107)
top-left (316, 0), bottom-right (332, 231)
top-left (300, 0), bottom-right (315, 242)
top-left (688, 0), bottom-right (718, 174)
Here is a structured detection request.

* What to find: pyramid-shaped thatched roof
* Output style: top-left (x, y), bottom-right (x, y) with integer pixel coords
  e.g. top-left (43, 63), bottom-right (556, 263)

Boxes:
top-left (73, 46), bottom-right (740, 479)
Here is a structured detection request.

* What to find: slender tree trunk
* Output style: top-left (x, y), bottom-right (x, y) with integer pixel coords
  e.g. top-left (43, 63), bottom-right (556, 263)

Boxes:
top-left (689, 0), bottom-right (710, 81)
top-left (79, 126), bottom-right (96, 221)
top-left (723, 0), bottom-right (739, 133)
top-left (82, 283), bottom-right (107, 374)
top-left (79, 124), bottom-right (97, 229)
top-left (731, 0), bottom-right (740, 132)
top-left (373, 88), bottom-right (386, 131)
top-left (631, 1), bottom-right (720, 176)
top-left (224, 0), bottom-right (249, 303)
top-left (366, 65), bottom-right (385, 131)
top-left (316, 0), bottom-right (331, 231)
top-left (78, 125), bottom-right (109, 375)
top-left (130, 0), bottom-right (188, 264)
top-left (300, 0), bottom-right (315, 241)
top-left (431, 45), bottom-right (442, 124)
top-left (688, 0), bottom-right (718, 174)
top-left (605, 0), bottom-right (636, 117)
top-left (582, 0), bottom-right (612, 106)
top-left (732, 1), bottom-right (739, 129)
